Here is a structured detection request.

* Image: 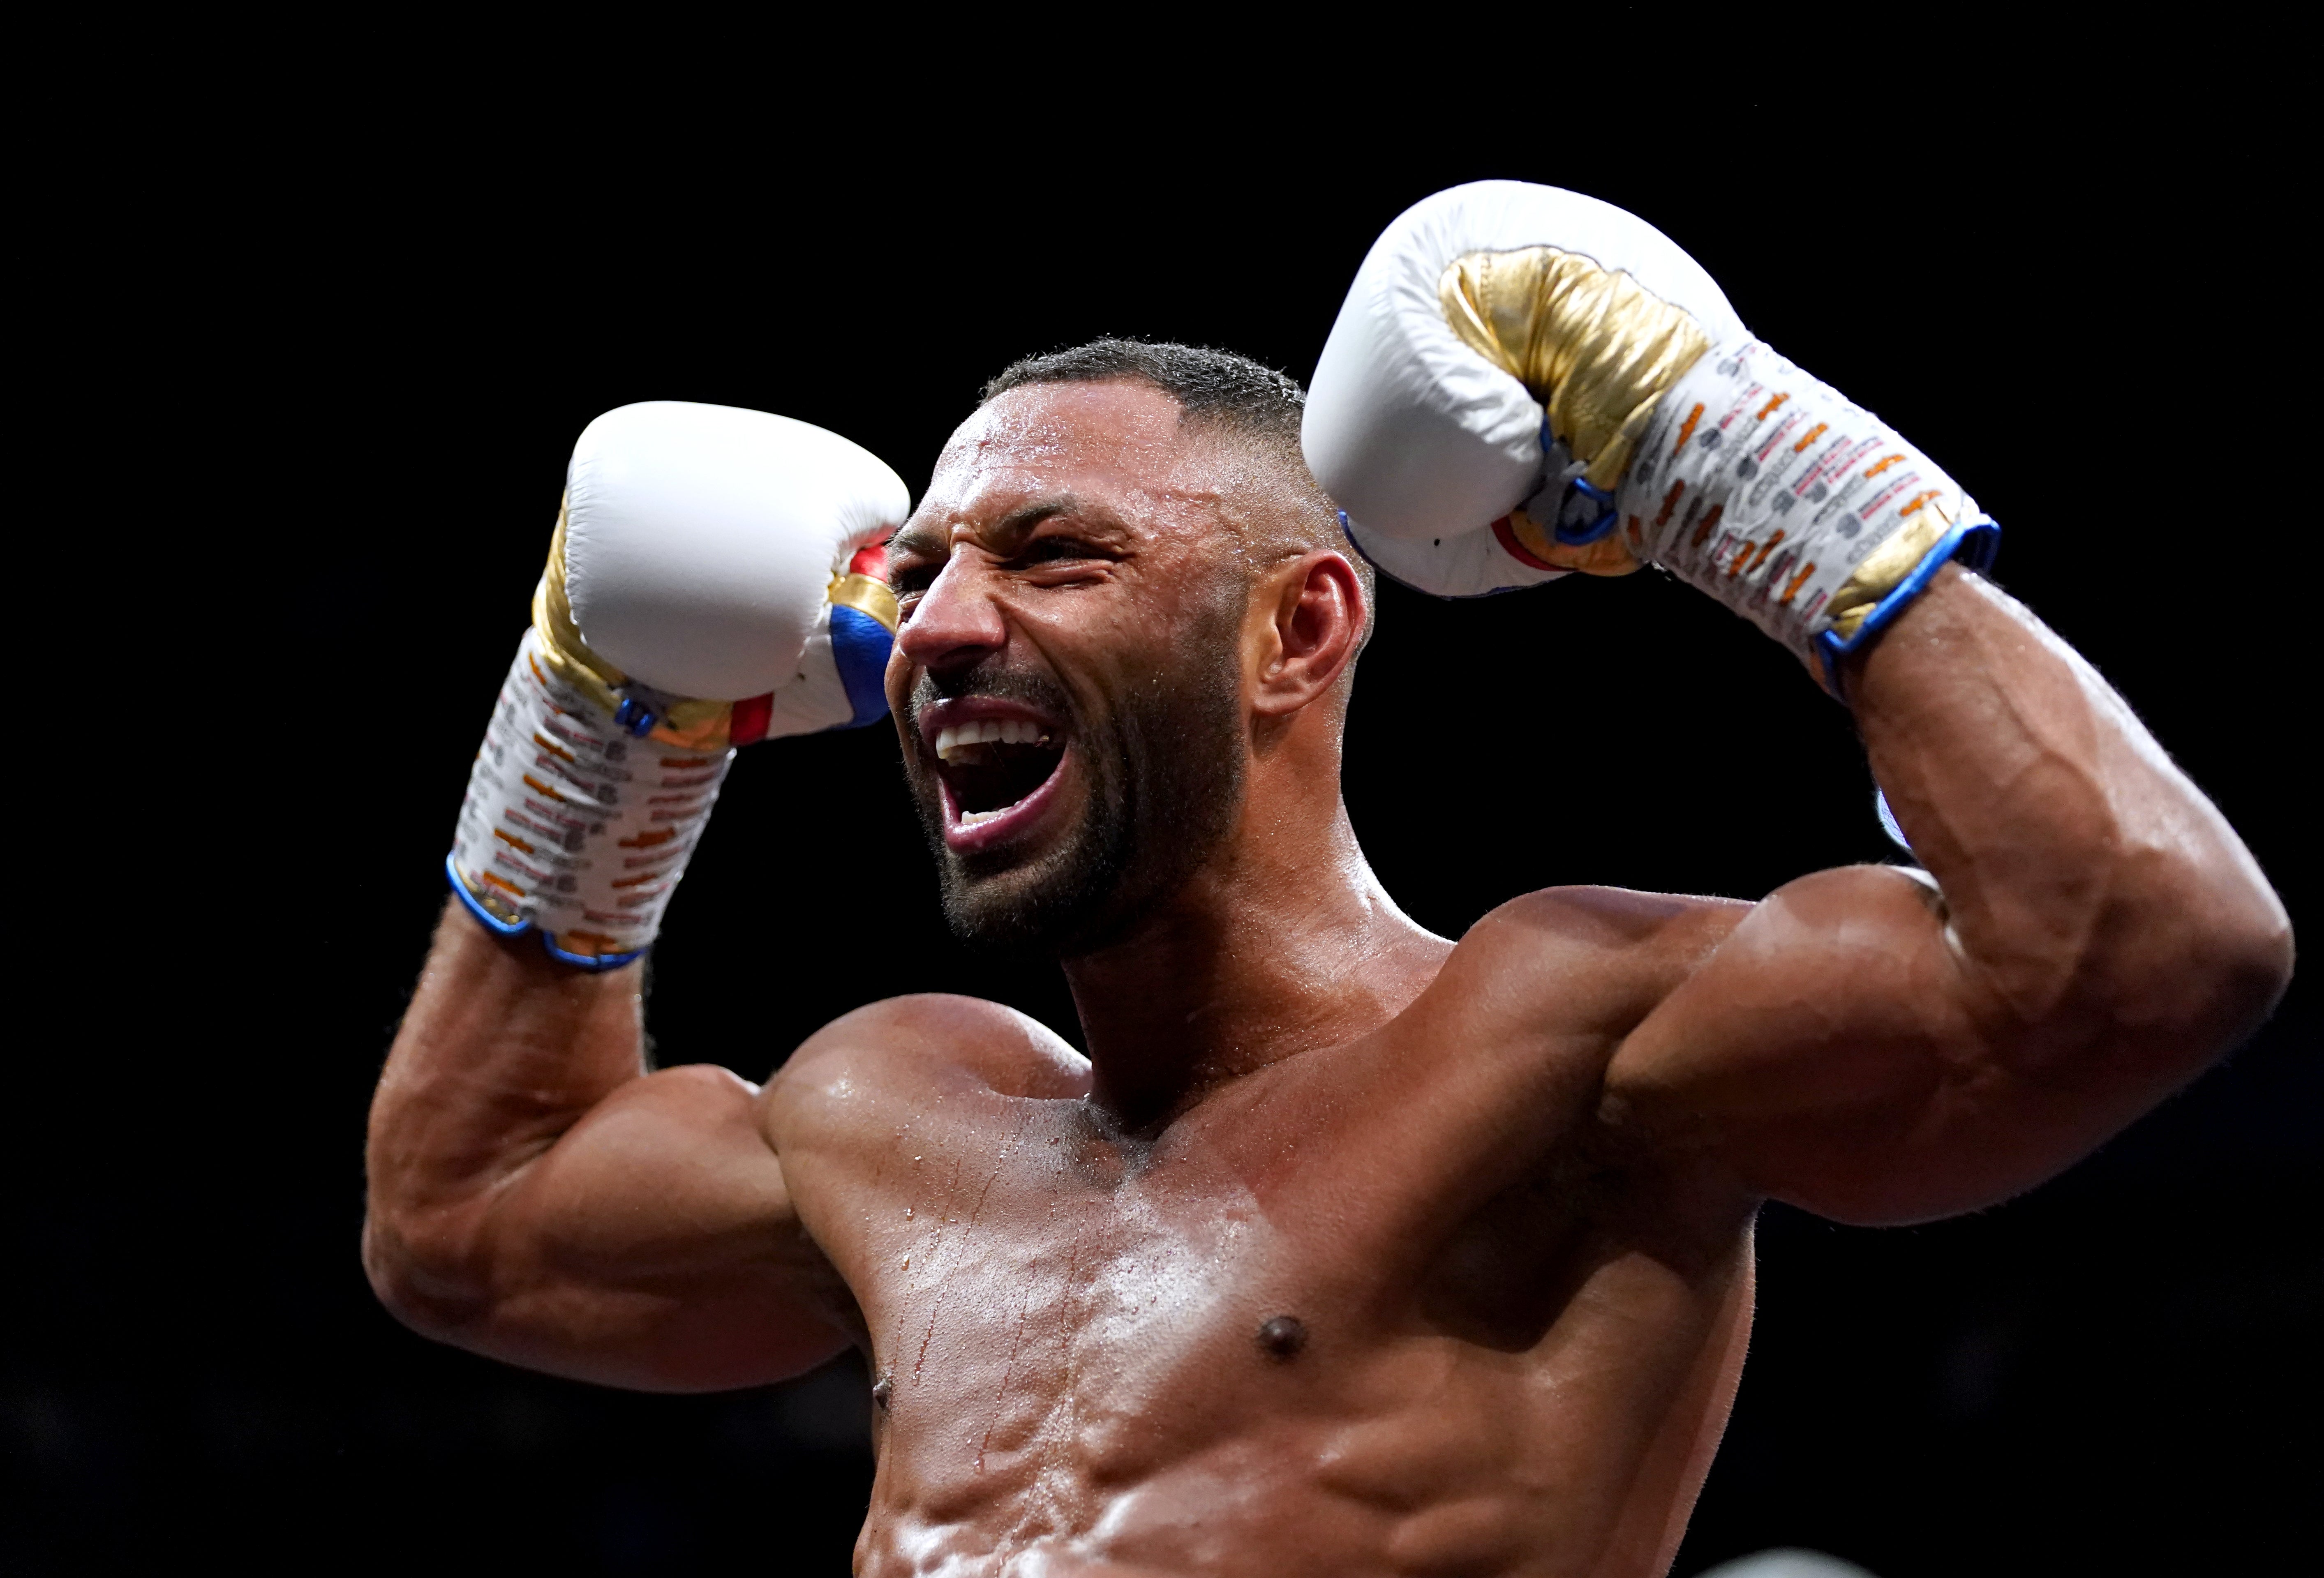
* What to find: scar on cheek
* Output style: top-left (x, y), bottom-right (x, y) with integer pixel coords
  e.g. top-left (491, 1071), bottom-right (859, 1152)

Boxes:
top-left (1256, 1315), bottom-right (1307, 1361)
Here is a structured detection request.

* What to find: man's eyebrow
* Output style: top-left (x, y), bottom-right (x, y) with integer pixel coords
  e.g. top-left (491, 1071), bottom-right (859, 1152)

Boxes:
top-left (988, 495), bottom-right (1112, 548)
top-left (887, 523), bottom-right (947, 558)
top-left (890, 494), bottom-right (1134, 557)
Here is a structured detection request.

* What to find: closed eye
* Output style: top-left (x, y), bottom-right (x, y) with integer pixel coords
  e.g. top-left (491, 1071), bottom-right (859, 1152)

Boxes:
top-left (889, 561), bottom-right (939, 596)
top-left (1012, 536), bottom-right (1116, 568)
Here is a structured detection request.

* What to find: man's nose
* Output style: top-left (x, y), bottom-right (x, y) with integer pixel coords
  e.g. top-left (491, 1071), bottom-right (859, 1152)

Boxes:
top-left (895, 553), bottom-right (1008, 672)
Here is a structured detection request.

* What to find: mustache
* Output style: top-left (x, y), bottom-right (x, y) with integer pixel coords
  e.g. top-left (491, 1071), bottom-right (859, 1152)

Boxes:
top-left (906, 664), bottom-right (1079, 739)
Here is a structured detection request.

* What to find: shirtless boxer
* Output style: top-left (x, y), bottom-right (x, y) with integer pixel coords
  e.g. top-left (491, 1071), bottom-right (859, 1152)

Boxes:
top-left (365, 184), bottom-right (2292, 1576)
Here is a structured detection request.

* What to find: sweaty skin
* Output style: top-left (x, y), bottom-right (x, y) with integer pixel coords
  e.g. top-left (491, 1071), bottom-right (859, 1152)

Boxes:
top-left (366, 382), bottom-right (2292, 1577)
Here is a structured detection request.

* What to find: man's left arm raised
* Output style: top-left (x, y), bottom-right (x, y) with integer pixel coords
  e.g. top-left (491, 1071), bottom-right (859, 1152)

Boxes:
top-left (1601, 564), bottom-right (2291, 1223)
top-left (1301, 181), bottom-right (2291, 1223)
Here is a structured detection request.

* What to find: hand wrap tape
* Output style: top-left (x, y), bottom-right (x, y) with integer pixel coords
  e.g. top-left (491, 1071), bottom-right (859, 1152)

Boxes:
top-left (447, 628), bottom-right (732, 969)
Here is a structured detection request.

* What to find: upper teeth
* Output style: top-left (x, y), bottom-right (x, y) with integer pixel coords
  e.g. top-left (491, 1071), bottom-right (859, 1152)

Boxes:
top-left (935, 719), bottom-right (1050, 760)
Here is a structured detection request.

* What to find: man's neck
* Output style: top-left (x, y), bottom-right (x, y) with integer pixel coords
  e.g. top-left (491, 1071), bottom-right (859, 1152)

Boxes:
top-left (1060, 799), bottom-right (1449, 1133)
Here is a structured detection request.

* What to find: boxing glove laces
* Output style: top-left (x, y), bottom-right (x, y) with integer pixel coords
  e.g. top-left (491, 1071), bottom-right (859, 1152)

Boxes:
top-left (448, 401), bottom-right (908, 969)
top-left (1303, 181), bottom-right (1998, 695)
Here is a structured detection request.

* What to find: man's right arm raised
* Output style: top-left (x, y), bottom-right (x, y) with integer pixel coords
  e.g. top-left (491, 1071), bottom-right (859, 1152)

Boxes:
top-left (364, 401), bottom-right (910, 1391)
top-left (367, 908), bottom-right (846, 1390)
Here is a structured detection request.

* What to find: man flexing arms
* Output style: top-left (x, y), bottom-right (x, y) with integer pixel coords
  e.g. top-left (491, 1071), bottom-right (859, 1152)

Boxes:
top-left (366, 184), bottom-right (2291, 1576)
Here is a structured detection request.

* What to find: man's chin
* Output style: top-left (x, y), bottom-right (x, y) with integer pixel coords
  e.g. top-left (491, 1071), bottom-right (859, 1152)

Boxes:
top-left (936, 842), bottom-right (1125, 958)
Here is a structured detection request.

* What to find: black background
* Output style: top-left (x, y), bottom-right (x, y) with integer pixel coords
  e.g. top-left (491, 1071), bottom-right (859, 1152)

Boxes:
top-left (14, 39), bottom-right (2313, 1578)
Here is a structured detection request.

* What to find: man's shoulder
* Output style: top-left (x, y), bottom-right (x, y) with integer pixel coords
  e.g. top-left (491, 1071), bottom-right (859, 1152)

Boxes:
top-left (1439, 884), bottom-right (1755, 1029)
top-left (771, 992), bottom-right (1093, 1110)
top-left (1472, 884), bottom-right (1753, 941)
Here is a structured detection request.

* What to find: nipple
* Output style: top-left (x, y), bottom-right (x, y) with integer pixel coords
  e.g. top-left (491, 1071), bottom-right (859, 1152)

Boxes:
top-left (1255, 1315), bottom-right (1308, 1361)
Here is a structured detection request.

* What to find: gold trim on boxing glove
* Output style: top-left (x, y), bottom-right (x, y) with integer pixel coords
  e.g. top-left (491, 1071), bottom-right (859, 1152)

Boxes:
top-left (1439, 248), bottom-right (1715, 492)
top-left (828, 569), bottom-right (899, 632)
top-left (532, 499), bottom-right (736, 752)
top-left (534, 499), bottom-right (629, 711)
top-left (1824, 496), bottom-right (1957, 642)
top-left (642, 702), bottom-right (739, 754)
top-left (1504, 505), bottom-right (1644, 577)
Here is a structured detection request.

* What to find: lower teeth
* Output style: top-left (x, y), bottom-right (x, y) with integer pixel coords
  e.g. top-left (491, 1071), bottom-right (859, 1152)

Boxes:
top-left (959, 806), bottom-right (1013, 826)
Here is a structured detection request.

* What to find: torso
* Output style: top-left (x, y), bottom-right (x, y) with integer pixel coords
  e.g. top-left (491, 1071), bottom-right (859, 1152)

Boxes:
top-left (762, 888), bottom-right (1758, 1578)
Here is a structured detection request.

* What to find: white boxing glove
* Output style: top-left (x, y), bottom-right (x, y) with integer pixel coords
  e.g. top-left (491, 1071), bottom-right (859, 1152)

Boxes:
top-left (1305, 181), bottom-right (1996, 693)
top-left (448, 401), bottom-right (908, 968)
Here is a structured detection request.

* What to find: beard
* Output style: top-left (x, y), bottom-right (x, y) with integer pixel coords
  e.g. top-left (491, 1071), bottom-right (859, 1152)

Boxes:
top-left (902, 610), bottom-right (1247, 960)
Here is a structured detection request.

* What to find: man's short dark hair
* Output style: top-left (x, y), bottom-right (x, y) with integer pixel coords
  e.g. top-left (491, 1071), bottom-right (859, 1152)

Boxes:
top-left (981, 339), bottom-right (1309, 455)
top-left (979, 339), bottom-right (1371, 625)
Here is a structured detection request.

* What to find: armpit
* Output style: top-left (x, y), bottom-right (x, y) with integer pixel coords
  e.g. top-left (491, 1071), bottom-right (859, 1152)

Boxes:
top-left (1890, 865), bottom-right (1964, 957)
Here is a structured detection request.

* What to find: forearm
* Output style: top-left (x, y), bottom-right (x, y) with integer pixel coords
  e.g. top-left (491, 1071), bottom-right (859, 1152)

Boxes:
top-left (1313, 182), bottom-right (2293, 1216)
top-left (363, 910), bottom-right (851, 1385)
top-left (1849, 567), bottom-right (2291, 1072)
top-left (365, 901), bottom-right (647, 1282)
top-left (358, 402), bottom-right (905, 1379)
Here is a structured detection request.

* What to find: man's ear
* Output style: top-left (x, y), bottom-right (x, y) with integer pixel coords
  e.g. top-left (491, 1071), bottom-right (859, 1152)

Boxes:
top-left (1250, 551), bottom-right (1367, 718)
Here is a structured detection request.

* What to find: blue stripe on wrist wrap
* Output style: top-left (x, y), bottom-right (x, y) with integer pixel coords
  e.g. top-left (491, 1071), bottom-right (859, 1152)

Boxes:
top-left (444, 851), bottom-right (647, 973)
top-left (1813, 517), bottom-right (2001, 701)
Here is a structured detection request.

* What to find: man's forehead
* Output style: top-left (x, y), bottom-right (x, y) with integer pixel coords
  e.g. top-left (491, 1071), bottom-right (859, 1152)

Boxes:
top-left (913, 382), bottom-right (1213, 526)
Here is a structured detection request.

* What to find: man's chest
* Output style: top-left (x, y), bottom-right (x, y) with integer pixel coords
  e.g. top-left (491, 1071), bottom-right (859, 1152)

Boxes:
top-left (768, 1026), bottom-right (1624, 1382)
top-left (768, 1072), bottom-right (1748, 1576)
top-left (846, 1137), bottom-right (1308, 1436)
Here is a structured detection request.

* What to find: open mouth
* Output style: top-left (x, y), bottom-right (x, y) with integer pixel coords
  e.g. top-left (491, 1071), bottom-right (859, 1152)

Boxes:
top-left (924, 703), bottom-right (1070, 851)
